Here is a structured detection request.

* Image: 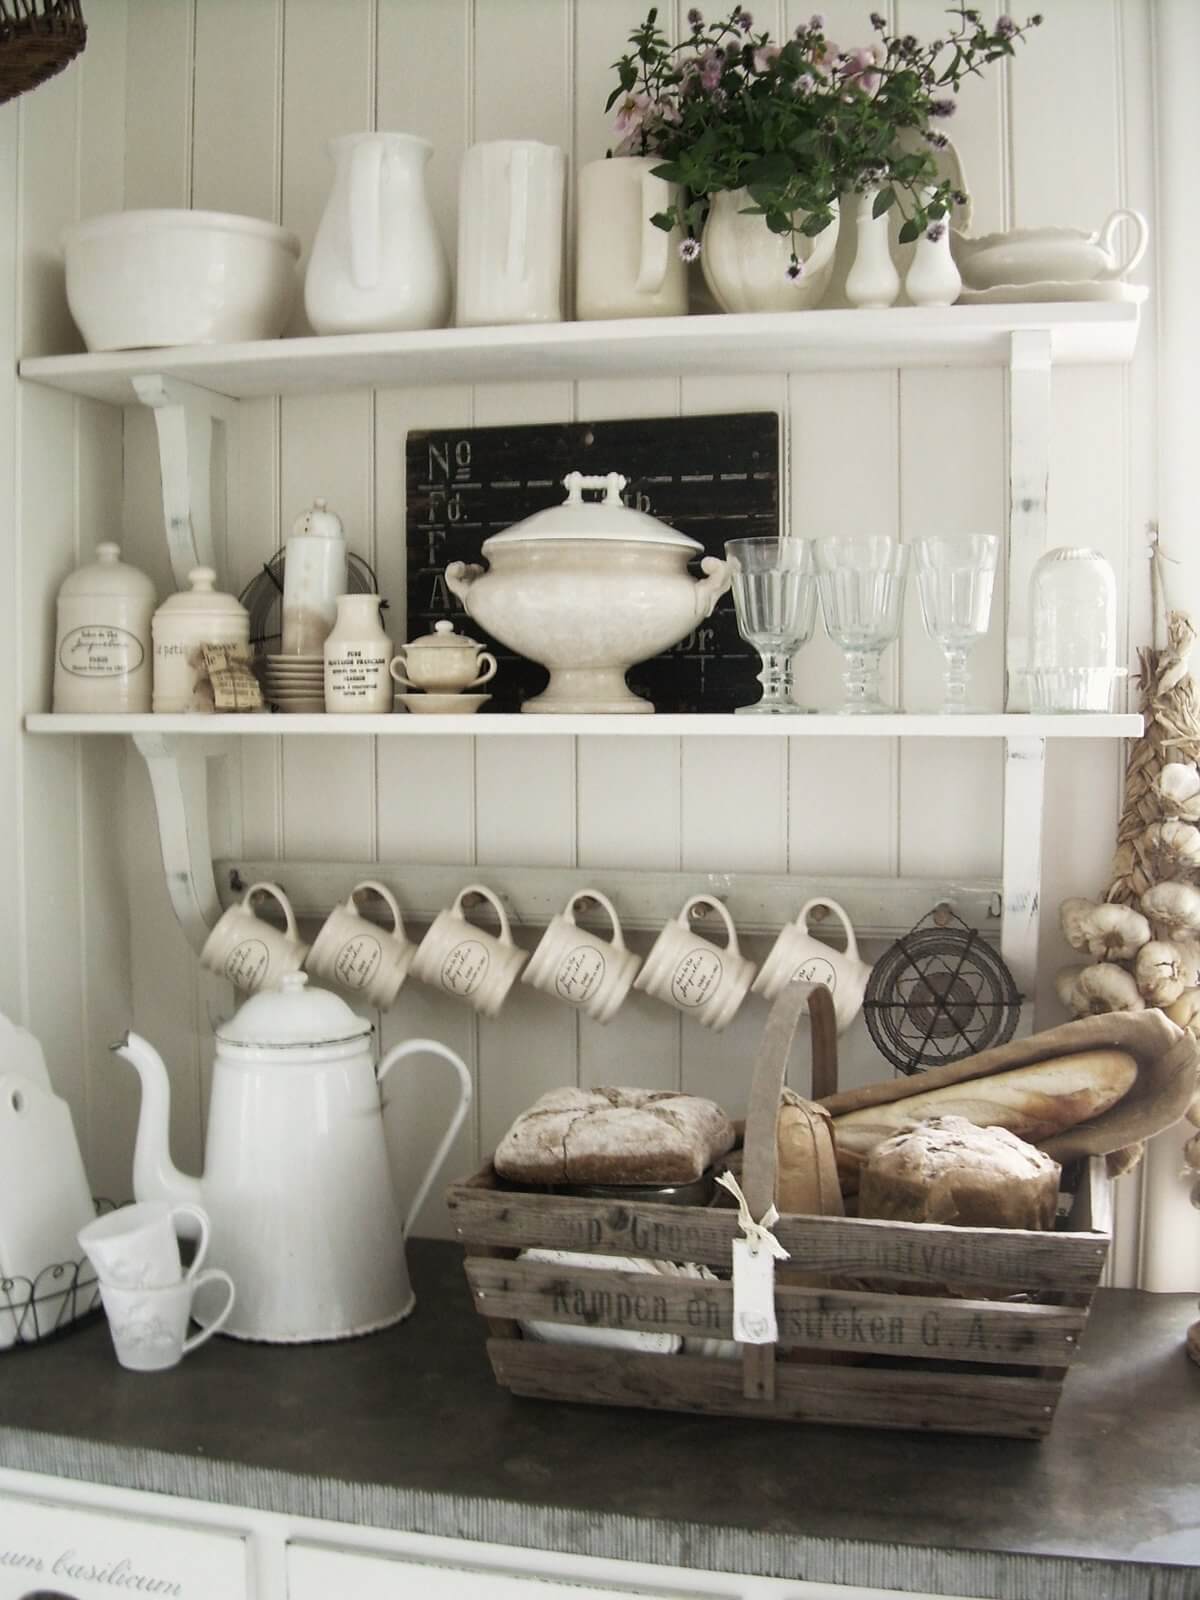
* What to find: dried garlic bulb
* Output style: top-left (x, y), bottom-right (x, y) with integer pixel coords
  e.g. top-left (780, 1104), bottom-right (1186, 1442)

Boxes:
top-left (1192, 1180), bottom-right (1200, 1212)
top-left (1184, 1131), bottom-right (1200, 1172)
top-left (1140, 882), bottom-right (1200, 942)
top-left (1055, 964), bottom-right (1091, 1012)
top-left (1059, 897), bottom-right (1096, 949)
top-left (1166, 988), bottom-right (1200, 1039)
top-left (1070, 902), bottom-right (1152, 961)
top-left (1140, 819), bottom-right (1200, 881)
top-left (1106, 1143), bottom-right (1145, 1178)
top-left (1187, 1086), bottom-right (1200, 1129)
top-left (1134, 940), bottom-right (1196, 1008)
top-left (1156, 762), bottom-right (1200, 821)
top-left (1065, 963), bottom-right (1145, 1017)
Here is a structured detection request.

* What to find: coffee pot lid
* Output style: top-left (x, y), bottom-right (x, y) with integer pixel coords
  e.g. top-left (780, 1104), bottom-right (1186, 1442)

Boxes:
top-left (58, 542), bottom-right (156, 601)
top-left (483, 472), bottom-right (701, 551)
top-left (290, 497), bottom-right (345, 541)
top-left (406, 620), bottom-right (485, 650)
top-left (154, 566), bottom-right (249, 619)
top-left (216, 972), bottom-right (372, 1049)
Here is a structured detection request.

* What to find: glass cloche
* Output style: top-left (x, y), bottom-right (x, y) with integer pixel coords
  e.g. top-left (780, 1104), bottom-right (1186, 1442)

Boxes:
top-left (1027, 546), bottom-right (1123, 712)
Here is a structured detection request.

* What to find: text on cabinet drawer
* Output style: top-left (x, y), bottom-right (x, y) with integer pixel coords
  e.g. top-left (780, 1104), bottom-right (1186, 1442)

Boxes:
top-left (0, 1495), bottom-right (250, 1600)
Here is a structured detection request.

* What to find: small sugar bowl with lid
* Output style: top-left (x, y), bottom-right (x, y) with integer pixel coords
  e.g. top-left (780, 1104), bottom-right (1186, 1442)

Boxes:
top-left (390, 620), bottom-right (496, 694)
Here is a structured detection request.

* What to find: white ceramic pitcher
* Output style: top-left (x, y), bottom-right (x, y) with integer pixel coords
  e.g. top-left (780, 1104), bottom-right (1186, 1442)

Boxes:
top-left (456, 140), bottom-right (565, 326)
top-left (305, 132), bottom-right (450, 335)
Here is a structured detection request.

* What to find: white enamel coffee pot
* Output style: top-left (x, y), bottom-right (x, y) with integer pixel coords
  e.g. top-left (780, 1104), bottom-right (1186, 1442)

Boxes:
top-left (114, 974), bottom-right (471, 1343)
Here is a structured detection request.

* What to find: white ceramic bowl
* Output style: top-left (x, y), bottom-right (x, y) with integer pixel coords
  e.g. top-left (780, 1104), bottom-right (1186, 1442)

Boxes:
top-left (63, 209), bottom-right (301, 350)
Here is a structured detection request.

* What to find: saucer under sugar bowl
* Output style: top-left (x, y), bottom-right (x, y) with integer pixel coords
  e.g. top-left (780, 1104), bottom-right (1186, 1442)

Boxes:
top-left (390, 620), bottom-right (497, 694)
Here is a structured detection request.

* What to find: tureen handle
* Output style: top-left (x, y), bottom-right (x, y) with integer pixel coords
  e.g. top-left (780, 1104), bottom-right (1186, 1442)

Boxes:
top-left (445, 560), bottom-right (485, 609)
top-left (692, 555), bottom-right (731, 621)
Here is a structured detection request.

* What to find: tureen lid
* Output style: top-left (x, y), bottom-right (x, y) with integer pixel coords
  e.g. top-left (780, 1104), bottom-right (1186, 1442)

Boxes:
top-left (216, 972), bottom-right (372, 1049)
top-left (483, 472), bottom-right (701, 551)
top-left (406, 620), bottom-right (485, 650)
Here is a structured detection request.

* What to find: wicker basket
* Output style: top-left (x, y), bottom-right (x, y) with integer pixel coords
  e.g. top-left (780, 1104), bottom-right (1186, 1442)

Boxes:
top-left (0, 0), bottom-right (85, 105)
top-left (447, 983), bottom-right (1112, 1440)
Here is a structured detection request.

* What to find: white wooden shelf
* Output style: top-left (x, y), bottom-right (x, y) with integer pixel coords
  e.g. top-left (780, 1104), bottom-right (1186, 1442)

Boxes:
top-left (25, 712), bottom-right (1143, 739)
top-left (17, 302), bottom-right (1140, 404)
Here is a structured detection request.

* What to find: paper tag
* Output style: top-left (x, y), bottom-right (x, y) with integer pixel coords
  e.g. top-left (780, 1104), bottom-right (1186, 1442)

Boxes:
top-left (731, 1236), bottom-right (779, 1345)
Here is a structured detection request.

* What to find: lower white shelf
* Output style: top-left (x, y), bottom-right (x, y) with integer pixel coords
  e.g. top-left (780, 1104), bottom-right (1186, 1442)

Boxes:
top-left (24, 711), bottom-right (1143, 739)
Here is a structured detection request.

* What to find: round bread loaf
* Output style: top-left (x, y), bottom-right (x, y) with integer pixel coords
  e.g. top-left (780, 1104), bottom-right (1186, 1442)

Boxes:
top-left (494, 1086), bottom-right (736, 1185)
top-left (858, 1115), bottom-right (1062, 1230)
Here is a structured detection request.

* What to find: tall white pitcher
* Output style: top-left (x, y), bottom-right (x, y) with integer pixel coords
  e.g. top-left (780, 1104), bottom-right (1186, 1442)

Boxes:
top-left (456, 140), bottom-right (565, 326)
top-left (305, 131), bottom-right (450, 335)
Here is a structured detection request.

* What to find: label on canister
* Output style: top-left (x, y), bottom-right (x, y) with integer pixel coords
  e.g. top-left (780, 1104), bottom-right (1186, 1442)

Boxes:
top-left (58, 625), bottom-right (144, 678)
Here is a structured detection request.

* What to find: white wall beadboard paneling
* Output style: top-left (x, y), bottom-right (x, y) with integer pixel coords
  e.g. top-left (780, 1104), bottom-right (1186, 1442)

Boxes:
top-left (5, 1), bottom-right (1187, 1281)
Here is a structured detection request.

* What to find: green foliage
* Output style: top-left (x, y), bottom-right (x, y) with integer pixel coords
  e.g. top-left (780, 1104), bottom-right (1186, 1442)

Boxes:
top-left (608, 4), bottom-right (1041, 267)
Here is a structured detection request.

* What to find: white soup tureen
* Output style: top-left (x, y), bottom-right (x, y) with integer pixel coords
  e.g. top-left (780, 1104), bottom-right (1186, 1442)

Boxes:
top-left (445, 471), bottom-right (729, 714)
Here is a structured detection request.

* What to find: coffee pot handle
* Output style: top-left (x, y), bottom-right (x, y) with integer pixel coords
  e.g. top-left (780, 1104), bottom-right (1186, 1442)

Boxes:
top-left (378, 1039), bottom-right (473, 1237)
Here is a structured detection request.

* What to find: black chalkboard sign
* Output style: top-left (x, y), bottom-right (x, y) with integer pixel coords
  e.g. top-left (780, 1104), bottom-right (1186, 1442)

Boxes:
top-left (405, 412), bottom-right (779, 714)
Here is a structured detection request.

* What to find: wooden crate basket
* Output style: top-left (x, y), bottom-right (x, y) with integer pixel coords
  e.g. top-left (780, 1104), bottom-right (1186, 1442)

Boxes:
top-left (447, 984), bottom-right (1112, 1440)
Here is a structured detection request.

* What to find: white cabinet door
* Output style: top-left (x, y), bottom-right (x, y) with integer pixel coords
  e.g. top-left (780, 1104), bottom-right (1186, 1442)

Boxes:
top-left (0, 1495), bottom-right (250, 1600)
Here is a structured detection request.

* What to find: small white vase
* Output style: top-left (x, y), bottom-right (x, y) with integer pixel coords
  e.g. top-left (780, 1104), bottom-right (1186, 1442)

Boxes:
top-left (845, 188), bottom-right (900, 309)
top-left (324, 595), bottom-right (394, 714)
top-left (905, 191), bottom-right (962, 307)
top-left (700, 190), bottom-right (839, 313)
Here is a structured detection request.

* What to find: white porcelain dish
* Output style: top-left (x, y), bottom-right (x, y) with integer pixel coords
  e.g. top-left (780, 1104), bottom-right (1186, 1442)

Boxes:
top-left (951, 211), bottom-right (1149, 291)
top-left (63, 209), bottom-right (301, 351)
top-left (397, 692), bottom-right (490, 715)
top-left (956, 280), bottom-right (1148, 306)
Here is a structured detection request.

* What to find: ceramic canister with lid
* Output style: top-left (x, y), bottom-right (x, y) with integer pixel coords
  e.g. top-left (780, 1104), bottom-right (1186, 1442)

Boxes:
top-left (324, 594), bottom-right (394, 713)
top-left (54, 543), bottom-right (156, 713)
top-left (152, 567), bottom-right (251, 713)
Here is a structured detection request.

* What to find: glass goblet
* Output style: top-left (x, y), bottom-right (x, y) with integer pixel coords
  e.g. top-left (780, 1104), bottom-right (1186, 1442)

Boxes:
top-left (724, 537), bottom-right (817, 714)
top-left (815, 535), bottom-right (910, 714)
top-left (915, 534), bottom-right (999, 713)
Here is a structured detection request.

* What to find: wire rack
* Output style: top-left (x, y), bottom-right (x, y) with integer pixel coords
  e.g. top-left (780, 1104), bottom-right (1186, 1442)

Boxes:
top-left (0, 1198), bottom-right (113, 1349)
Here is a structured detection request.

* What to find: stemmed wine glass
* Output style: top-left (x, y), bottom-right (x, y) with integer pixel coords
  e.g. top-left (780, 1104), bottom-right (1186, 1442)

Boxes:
top-left (724, 537), bottom-right (817, 714)
top-left (815, 535), bottom-right (910, 713)
top-left (914, 534), bottom-right (999, 713)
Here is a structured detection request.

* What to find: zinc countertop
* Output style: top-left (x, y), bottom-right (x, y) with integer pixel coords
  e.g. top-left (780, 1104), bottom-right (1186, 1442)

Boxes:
top-left (0, 1239), bottom-right (1197, 1600)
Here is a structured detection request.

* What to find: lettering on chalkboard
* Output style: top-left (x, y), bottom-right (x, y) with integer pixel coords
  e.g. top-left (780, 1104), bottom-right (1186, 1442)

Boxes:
top-left (406, 413), bottom-right (779, 713)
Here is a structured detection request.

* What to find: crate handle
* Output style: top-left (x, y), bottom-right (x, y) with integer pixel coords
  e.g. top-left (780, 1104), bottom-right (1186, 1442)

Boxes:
top-left (738, 979), bottom-right (838, 1402)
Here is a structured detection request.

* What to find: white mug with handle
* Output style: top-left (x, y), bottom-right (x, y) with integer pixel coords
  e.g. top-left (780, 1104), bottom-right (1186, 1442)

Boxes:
top-left (634, 894), bottom-right (756, 1032)
top-left (522, 888), bottom-right (641, 1024)
top-left (100, 1268), bottom-right (236, 1372)
top-left (752, 896), bottom-right (872, 1033)
top-left (79, 1200), bottom-right (211, 1289)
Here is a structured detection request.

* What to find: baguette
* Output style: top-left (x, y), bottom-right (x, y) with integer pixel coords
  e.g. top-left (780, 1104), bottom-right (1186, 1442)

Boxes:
top-left (833, 1049), bottom-right (1137, 1189)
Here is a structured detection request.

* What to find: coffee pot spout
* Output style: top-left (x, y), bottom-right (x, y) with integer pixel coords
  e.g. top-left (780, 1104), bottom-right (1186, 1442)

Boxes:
top-left (111, 1030), bottom-right (205, 1231)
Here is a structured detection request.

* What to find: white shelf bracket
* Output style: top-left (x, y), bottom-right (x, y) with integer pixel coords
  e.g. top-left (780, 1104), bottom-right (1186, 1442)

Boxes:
top-left (131, 374), bottom-right (239, 591)
top-left (1005, 329), bottom-right (1053, 710)
top-left (1002, 734), bottom-right (1046, 1037)
top-left (131, 731), bottom-right (224, 954)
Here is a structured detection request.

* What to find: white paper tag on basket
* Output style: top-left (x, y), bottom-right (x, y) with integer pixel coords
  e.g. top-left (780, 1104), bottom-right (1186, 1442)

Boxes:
top-left (731, 1236), bottom-right (780, 1344)
top-left (717, 1170), bottom-right (789, 1346)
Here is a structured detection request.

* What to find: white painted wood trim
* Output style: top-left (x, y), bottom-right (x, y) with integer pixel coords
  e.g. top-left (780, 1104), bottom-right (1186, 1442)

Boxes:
top-left (131, 731), bottom-right (223, 951)
top-left (26, 712), bottom-right (1144, 739)
top-left (1005, 329), bottom-right (1053, 711)
top-left (19, 304), bottom-right (1142, 405)
top-left (1001, 735), bottom-right (1047, 1038)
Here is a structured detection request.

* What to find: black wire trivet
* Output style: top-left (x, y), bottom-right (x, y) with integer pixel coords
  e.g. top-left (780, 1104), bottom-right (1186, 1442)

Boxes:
top-left (863, 907), bottom-right (1022, 1074)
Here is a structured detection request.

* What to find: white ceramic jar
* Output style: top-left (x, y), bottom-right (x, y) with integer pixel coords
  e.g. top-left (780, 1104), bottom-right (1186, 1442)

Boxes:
top-left (456, 141), bottom-right (566, 326)
top-left (575, 156), bottom-right (687, 321)
top-left (281, 498), bottom-right (348, 656)
top-left (152, 568), bottom-right (251, 714)
top-left (53, 543), bottom-right (156, 714)
top-left (324, 595), bottom-right (394, 713)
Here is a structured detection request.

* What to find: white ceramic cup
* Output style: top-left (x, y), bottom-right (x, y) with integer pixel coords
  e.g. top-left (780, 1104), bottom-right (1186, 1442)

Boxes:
top-left (78, 1200), bottom-right (211, 1290)
top-left (456, 140), bottom-right (565, 326)
top-left (633, 894), bottom-right (756, 1031)
top-left (200, 881), bottom-right (309, 994)
top-left (575, 156), bottom-right (688, 321)
top-left (306, 880), bottom-right (415, 1009)
top-left (410, 883), bottom-right (528, 1018)
top-left (521, 889), bottom-right (642, 1024)
top-left (751, 896), bottom-right (873, 1033)
top-left (99, 1269), bottom-right (235, 1373)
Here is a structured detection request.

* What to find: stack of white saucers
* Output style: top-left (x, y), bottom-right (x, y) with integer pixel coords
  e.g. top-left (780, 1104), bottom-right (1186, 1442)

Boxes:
top-left (260, 654), bottom-right (325, 713)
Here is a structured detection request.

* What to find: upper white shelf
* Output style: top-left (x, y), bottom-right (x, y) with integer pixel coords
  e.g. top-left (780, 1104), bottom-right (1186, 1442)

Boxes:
top-left (18, 303), bottom-right (1140, 405)
top-left (26, 712), bottom-right (1143, 739)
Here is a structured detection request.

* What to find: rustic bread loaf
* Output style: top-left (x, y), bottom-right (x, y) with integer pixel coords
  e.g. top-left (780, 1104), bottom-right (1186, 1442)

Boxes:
top-left (776, 1090), bottom-right (843, 1218)
top-left (858, 1115), bottom-right (1061, 1230)
top-left (833, 1049), bottom-right (1137, 1189)
top-left (494, 1086), bottom-right (736, 1185)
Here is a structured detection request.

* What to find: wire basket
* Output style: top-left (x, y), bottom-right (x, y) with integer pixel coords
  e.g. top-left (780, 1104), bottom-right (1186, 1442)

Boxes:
top-left (0, 1198), bottom-right (113, 1349)
top-left (0, 0), bottom-right (86, 105)
top-left (238, 546), bottom-right (379, 656)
